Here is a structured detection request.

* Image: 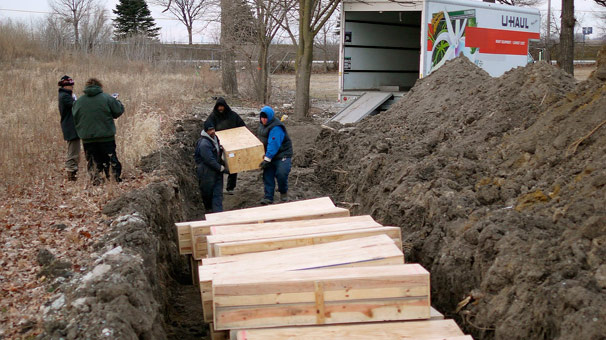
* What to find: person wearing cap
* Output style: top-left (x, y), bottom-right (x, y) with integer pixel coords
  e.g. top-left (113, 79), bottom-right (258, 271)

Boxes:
top-left (72, 78), bottom-right (124, 185)
top-left (204, 97), bottom-right (246, 195)
top-left (195, 120), bottom-right (229, 212)
top-left (58, 75), bottom-right (80, 181)
top-left (257, 106), bottom-right (293, 205)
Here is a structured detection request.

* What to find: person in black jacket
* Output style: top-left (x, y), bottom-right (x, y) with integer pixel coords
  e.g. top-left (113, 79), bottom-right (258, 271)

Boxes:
top-left (204, 97), bottom-right (246, 194)
top-left (57, 75), bottom-right (80, 181)
top-left (195, 120), bottom-right (229, 213)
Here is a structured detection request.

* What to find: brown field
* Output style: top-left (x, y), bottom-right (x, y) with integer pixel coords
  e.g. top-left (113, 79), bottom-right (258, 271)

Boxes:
top-left (0, 23), bottom-right (223, 338)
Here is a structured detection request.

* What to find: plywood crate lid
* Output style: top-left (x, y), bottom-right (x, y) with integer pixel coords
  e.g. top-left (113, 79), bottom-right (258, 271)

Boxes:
top-left (215, 127), bottom-right (263, 151)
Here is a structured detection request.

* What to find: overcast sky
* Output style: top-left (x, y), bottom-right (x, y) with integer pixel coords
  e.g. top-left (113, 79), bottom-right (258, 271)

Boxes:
top-left (0, 0), bottom-right (218, 43)
top-left (0, 0), bottom-right (604, 43)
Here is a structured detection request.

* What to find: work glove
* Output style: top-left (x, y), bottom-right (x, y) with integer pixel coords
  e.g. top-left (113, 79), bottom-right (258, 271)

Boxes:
top-left (259, 160), bottom-right (271, 169)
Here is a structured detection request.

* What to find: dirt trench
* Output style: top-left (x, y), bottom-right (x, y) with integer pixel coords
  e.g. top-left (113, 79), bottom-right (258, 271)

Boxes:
top-left (38, 108), bottom-right (328, 339)
top-left (40, 52), bottom-right (606, 339)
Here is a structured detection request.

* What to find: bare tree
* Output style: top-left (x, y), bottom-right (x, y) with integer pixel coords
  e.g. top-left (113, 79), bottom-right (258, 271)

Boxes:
top-left (48, 0), bottom-right (93, 46)
top-left (559, 0), bottom-right (575, 75)
top-left (153, 0), bottom-right (209, 44)
top-left (221, 0), bottom-right (240, 95)
top-left (39, 14), bottom-right (73, 53)
top-left (80, 4), bottom-right (113, 52)
top-left (244, 0), bottom-right (295, 102)
top-left (278, 0), bottom-right (340, 117)
top-left (314, 14), bottom-right (337, 72)
top-left (496, 0), bottom-right (543, 6)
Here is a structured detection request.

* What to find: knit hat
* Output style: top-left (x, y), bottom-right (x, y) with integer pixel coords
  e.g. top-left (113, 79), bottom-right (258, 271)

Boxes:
top-left (203, 120), bottom-right (215, 132)
top-left (58, 75), bottom-right (74, 87)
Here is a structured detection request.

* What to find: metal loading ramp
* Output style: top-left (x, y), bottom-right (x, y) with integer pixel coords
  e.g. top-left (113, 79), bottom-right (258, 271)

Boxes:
top-left (328, 92), bottom-right (393, 124)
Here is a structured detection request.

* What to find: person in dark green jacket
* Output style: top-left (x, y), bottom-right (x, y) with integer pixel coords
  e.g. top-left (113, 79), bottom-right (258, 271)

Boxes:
top-left (72, 78), bottom-right (125, 185)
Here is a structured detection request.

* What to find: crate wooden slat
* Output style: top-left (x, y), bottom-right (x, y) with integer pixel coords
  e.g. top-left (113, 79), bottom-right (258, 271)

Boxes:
top-left (213, 264), bottom-right (430, 330)
top-left (215, 127), bottom-right (265, 174)
top-left (209, 215), bottom-right (378, 236)
top-left (191, 207), bottom-right (351, 259)
top-left (229, 319), bottom-right (467, 340)
top-left (176, 222), bottom-right (193, 254)
top-left (430, 306), bottom-right (444, 319)
top-left (176, 197), bottom-right (350, 255)
top-left (199, 235), bottom-right (403, 322)
top-left (177, 197), bottom-right (351, 258)
top-left (202, 197), bottom-right (340, 224)
top-left (212, 226), bottom-right (402, 257)
top-left (207, 219), bottom-right (383, 256)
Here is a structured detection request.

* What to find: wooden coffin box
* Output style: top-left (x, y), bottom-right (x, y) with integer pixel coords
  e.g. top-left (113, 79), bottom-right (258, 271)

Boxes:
top-left (199, 235), bottom-right (404, 322)
top-left (215, 127), bottom-right (265, 174)
top-left (209, 225), bottom-right (402, 257)
top-left (175, 197), bottom-right (349, 255)
top-left (213, 264), bottom-right (430, 330)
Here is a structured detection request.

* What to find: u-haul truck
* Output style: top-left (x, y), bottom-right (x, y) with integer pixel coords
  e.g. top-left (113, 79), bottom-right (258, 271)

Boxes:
top-left (335, 0), bottom-right (540, 120)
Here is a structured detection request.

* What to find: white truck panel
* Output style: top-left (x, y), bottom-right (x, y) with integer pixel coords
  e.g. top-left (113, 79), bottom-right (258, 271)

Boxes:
top-left (421, 0), bottom-right (540, 77)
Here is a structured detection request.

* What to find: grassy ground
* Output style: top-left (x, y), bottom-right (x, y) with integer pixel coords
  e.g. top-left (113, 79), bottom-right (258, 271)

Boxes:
top-left (0, 51), bottom-right (221, 338)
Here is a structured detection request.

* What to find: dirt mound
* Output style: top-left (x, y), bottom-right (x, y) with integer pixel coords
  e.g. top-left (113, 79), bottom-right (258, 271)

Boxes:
top-left (312, 57), bottom-right (605, 339)
top-left (591, 45), bottom-right (606, 81)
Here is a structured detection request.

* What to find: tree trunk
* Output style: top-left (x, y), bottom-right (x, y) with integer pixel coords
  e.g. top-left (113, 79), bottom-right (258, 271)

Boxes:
top-left (220, 0), bottom-right (238, 95)
top-left (323, 34), bottom-right (329, 72)
top-left (294, 37), bottom-right (313, 118)
top-left (294, 0), bottom-right (314, 118)
top-left (73, 12), bottom-right (79, 46)
top-left (258, 42), bottom-right (270, 103)
top-left (559, 0), bottom-right (575, 75)
top-left (187, 26), bottom-right (193, 45)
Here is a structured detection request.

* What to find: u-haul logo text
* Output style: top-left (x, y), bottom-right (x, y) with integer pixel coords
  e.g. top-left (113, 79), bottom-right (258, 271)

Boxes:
top-left (501, 15), bottom-right (529, 29)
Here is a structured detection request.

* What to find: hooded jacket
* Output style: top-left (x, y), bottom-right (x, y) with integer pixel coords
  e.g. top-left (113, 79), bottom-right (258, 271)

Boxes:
top-left (72, 85), bottom-right (124, 144)
top-left (58, 87), bottom-right (78, 141)
top-left (195, 131), bottom-right (224, 189)
top-left (205, 97), bottom-right (246, 131)
top-left (257, 106), bottom-right (293, 160)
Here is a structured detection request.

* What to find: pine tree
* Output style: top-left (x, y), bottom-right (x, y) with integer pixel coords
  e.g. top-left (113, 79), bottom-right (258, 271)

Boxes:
top-left (113, 0), bottom-right (160, 40)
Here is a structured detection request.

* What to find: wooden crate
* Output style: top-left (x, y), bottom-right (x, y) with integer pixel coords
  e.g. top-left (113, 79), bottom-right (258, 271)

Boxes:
top-left (213, 264), bottom-right (430, 330)
top-left (215, 127), bottom-right (265, 174)
top-left (229, 319), bottom-right (468, 340)
top-left (199, 235), bottom-right (404, 322)
top-left (176, 222), bottom-right (193, 255)
top-left (206, 218), bottom-right (383, 257)
top-left (211, 226), bottom-right (402, 257)
top-left (176, 197), bottom-right (349, 256)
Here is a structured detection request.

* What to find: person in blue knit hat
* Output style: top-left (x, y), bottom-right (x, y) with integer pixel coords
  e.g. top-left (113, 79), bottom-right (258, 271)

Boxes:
top-left (257, 106), bottom-right (293, 205)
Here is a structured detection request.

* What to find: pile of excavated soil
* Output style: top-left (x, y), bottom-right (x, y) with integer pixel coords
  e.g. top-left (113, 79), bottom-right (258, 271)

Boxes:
top-left (313, 56), bottom-right (606, 339)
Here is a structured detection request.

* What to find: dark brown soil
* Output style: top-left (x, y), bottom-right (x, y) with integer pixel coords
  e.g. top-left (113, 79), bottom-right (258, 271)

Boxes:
top-left (39, 49), bottom-right (606, 340)
top-left (311, 55), bottom-right (606, 339)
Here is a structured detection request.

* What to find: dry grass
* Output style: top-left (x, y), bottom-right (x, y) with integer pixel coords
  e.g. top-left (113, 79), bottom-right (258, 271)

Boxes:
top-left (0, 24), bottom-right (222, 338)
top-left (0, 56), bottom-right (220, 193)
top-left (0, 21), bottom-right (46, 61)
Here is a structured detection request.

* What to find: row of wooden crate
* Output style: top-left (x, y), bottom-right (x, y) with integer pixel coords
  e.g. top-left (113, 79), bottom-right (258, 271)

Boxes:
top-left (175, 197), bottom-right (473, 339)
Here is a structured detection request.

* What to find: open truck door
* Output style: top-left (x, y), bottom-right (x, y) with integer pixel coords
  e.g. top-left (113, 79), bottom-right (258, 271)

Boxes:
top-left (332, 0), bottom-right (540, 124)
